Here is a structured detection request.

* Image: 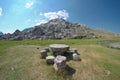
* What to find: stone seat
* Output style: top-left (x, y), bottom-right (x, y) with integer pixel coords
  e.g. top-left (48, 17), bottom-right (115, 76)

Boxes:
top-left (46, 56), bottom-right (55, 65)
top-left (40, 50), bottom-right (47, 59)
top-left (54, 55), bottom-right (67, 71)
top-left (72, 53), bottom-right (80, 61)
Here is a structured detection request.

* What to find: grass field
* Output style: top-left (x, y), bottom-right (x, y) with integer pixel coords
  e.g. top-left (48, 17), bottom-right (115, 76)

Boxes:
top-left (0, 38), bottom-right (120, 80)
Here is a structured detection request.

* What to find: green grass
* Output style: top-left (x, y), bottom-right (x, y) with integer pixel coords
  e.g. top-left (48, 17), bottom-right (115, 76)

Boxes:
top-left (0, 38), bottom-right (120, 80)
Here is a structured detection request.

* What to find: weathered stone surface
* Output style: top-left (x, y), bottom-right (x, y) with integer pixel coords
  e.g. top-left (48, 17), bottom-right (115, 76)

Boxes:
top-left (72, 53), bottom-right (80, 61)
top-left (40, 50), bottom-right (47, 59)
top-left (54, 55), bottom-right (67, 71)
top-left (50, 44), bottom-right (69, 56)
top-left (46, 56), bottom-right (55, 65)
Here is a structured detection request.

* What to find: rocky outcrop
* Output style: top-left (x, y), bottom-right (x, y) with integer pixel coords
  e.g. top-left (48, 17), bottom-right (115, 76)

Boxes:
top-left (0, 18), bottom-right (119, 40)
top-left (0, 30), bottom-right (24, 40)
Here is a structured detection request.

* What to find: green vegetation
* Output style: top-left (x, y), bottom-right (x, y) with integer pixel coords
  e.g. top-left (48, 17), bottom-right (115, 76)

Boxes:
top-left (0, 38), bottom-right (120, 80)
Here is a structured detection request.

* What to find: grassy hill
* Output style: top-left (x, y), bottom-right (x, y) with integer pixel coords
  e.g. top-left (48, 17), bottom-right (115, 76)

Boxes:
top-left (0, 38), bottom-right (120, 80)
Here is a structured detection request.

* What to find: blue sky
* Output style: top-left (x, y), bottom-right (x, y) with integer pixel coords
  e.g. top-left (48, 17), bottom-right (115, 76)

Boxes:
top-left (0, 0), bottom-right (120, 33)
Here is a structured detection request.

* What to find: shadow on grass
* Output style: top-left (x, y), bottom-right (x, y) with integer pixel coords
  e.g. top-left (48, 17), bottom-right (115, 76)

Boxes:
top-left (63, 51), bottom-right (73, 61)
top-left (56, 65), bottom-right (76, 80)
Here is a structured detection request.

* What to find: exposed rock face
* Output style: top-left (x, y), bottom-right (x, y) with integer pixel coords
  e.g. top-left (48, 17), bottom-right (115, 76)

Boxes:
top-left (0, 18), bottom-right (119, 40)
top-left (22, 27), bottom-right (33, 33)
top-left (0, 30), bottom-right (24, 40)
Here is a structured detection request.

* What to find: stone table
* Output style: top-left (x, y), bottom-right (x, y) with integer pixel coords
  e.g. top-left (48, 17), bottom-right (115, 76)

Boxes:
top-left (49, 44), bottom-right (69, 56)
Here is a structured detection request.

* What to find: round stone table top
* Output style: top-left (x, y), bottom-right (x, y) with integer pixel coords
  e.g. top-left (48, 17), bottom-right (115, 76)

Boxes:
top-left (50, 44), bottom-right (69, 48)
top-left (49, 44), bottom-right (69, 55)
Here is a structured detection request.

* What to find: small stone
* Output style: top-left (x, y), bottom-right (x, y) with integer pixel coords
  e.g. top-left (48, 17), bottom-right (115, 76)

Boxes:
top-left (46, 56), bottom-right (55, 65)
top-left (11, 67), bottom-right (15, 71)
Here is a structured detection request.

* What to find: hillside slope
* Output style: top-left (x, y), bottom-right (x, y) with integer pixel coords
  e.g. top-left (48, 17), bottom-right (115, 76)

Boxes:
top-left (0, 18), bottom-right (119, 40)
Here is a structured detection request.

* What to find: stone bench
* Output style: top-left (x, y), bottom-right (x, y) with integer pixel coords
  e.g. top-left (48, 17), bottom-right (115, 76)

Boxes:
top-left (46, 56), bottom-right (55, 65)
top-left (40, 50), bottom-right (47, 59)
top-left (72, 53), bottom-right (80, 61)
top-left (54, 55), bottom-right (67, 71)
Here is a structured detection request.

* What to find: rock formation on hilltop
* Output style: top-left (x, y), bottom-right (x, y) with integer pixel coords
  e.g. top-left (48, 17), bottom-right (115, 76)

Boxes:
top-left (0, 18), bottom-right (119, 40)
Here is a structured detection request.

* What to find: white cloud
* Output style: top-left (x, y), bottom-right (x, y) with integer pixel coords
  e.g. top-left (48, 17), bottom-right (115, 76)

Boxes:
top-left (36, 10), bottom-right (69, 25)
top-left (0, 7), bottom-right (2, 16)
top-left (42, 10), bottom-right (69, 20)
top-left (25, 2), bottom-right (34, 8)
top-left (57, 10), bottom-right (69, 20)
top-left (36, 20), bottom-right (47, 26)
top-left (44, 12), bottom-right (58, 20)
